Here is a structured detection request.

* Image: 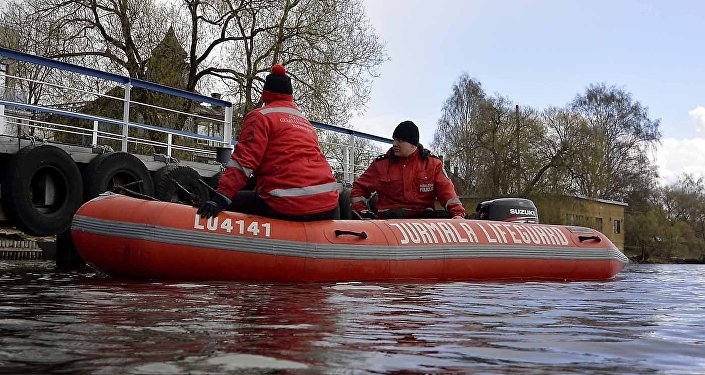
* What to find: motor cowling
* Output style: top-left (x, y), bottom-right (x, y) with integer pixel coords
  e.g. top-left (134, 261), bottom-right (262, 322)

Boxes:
top-left (475, 198), bottom-right (539, 223)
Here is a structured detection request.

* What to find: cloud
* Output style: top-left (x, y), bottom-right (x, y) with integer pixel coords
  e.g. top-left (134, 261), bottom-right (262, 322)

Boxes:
top-left (690, 106), bottom-right (705, 135)
top-left (654, 137), bottom-right (705, 186)
top-left (652, 108), bottom-right (705, 186)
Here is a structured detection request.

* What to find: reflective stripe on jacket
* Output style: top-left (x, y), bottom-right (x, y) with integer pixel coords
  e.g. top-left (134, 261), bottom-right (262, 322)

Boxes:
top-left (350, 148), bottom-right (466, 218)
top-left (216, 94), bottom-right (339, 215)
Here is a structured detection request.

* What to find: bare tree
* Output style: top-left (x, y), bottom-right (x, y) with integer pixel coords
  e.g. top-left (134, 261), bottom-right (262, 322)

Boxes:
top-left (432, 74), bottom-right (548, 197)
top-left (2, 0), bottom-right (386, 135)
top-left (662, 175), bottom-right (705, 238)
top-left (1, 2), bottom-right (106, 139)
top-left (521, 107), bottom-right (586, 196)
top-left (432, 74), bottom-right (488, 195)
top-left (185, 0), bottom-right (386, 129)
top-left (7, 0), bottom-right (172, 79)
top-left (569, 83), bottom-right (661, 200)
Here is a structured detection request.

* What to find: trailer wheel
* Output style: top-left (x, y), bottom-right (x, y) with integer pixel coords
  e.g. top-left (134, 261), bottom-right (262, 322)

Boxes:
top-left (0, 155), bottom-right (9, 224)
top-left (1, 145), bottom-right (83, 236)
top-left (154, 165), bottom-right (210, 205)
top-left (83, 152), bottom-right (154, 200)
top-left (338, 186), bottom-right (352, 219)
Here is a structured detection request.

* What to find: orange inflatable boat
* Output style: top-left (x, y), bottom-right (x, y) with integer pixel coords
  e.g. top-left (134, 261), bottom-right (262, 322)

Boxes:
top-left (70, 194), bottom-right (628, 281)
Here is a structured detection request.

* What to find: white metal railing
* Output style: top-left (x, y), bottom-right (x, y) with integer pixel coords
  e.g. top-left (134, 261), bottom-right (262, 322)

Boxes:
top-left (0, 74), bottom-right (230, 161)
top-left (0, 47), bottom-right (232, 159)
top-left (0, 47), bottom-right (392, 182)
top-left (0, 112), bottom-right (222, 158)
top-left (317, 134), bottom-right (390, 183)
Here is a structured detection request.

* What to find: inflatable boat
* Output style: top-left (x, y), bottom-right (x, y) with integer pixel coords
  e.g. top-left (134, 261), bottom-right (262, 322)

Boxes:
top-left (70, 193), bottom-right (628, 282)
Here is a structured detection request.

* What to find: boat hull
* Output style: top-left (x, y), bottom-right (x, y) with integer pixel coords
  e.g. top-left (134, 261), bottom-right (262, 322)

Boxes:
top-left (71, 194), bottom-right (628, 282)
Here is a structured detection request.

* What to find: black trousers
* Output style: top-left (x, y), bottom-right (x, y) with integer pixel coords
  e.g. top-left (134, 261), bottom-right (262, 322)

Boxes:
top-left (231, 190), bottom-right (339, 221)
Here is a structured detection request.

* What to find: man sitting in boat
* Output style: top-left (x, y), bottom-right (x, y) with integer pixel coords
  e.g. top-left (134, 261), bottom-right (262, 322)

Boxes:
top-left (197, 64), bottom-right (340, 221)
top-left (350, 120), bottom-right (466, 219)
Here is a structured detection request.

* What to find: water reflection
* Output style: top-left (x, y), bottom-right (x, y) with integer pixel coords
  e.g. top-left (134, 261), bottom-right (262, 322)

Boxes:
top-left (0, 262), bottom-right (704, 374)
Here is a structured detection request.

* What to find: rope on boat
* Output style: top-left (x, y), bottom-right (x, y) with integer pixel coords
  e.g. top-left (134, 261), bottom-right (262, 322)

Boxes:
top-left (111, 180), bottom-right (160, 201)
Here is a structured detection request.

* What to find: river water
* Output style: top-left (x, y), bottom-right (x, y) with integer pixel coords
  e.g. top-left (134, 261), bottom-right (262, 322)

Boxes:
top-left (0, 262), bottom-right (703, 374)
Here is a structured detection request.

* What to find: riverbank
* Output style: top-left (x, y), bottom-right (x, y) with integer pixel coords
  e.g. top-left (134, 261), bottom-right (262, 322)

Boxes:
top-left (0, 227), bottom-right (53, 260)
top-left (628, 256), bottom-right (705, 264)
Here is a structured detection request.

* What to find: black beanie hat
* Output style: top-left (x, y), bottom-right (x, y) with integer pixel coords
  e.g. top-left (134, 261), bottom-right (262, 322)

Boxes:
top-left (263, 64), bottom-right (293, 95)
top-left (392, 120), bottom-right (419, 145)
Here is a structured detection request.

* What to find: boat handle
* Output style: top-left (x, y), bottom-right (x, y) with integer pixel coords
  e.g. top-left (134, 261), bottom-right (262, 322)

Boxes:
top-left (334, 230), bottom-right (368, 239)
top-left (578, 235), bottom-right (601, 242)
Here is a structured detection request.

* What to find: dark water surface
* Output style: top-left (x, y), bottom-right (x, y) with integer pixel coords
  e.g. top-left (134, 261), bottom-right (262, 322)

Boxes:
top-left (0, 262), bottom-right (703, 374)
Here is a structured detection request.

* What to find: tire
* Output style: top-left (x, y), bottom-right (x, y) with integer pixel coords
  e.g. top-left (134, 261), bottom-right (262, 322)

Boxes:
top-left (0, 145), bottom-right (83, 236)
top-left (154, 165), bottom-right (210, 205)
top-left (83, 152), bottom-right (154, 200)
top-left (338, 186), bottom-right (352, 219)
top-left (0, 156), bottom-right (9, 224)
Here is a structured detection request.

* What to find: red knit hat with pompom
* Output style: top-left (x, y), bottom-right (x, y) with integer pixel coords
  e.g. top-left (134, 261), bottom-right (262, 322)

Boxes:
top-left (263, 64), bottom-right (292, 95)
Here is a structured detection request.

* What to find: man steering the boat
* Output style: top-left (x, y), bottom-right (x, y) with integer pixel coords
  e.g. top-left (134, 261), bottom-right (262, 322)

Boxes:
top-left (197, 64), bottom-right (339, 221)
top-left (350, 120), bottom-right (466, 220)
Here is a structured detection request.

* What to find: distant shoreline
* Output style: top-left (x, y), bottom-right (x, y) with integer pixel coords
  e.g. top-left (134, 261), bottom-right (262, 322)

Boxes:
top-left (628, 256), bottom-right (705, 264)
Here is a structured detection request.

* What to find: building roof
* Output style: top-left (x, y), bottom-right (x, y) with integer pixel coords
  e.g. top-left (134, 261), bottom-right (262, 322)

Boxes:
top-left (573, 194), bottom-right (628, 207)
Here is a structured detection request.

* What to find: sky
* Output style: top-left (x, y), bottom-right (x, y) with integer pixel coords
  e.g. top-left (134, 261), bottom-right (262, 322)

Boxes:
top-left (349, 0), bottom-right (705, 186)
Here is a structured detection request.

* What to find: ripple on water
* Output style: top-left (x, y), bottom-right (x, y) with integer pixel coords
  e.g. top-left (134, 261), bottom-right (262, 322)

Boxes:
top-left (0, 262), bottom-right (704, 373)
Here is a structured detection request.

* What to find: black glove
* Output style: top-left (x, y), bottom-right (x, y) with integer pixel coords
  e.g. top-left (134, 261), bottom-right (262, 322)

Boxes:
top-left (197, 192), bottom-right (231, 219)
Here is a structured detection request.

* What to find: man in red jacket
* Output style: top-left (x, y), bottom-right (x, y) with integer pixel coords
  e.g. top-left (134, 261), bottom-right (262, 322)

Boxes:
top-left (198, 64), bottom-right (339, 221)
top-left (350, 121), bottom-right (465, 219)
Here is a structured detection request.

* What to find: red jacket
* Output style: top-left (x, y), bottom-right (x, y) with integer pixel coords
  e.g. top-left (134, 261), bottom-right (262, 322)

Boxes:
top-left (216, 92), bottom-right (339, 215)
top-left (351, 148), bottom-right (466, 217)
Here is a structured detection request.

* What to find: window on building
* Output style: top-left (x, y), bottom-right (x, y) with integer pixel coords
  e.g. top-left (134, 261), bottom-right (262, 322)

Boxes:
top-left (566, 214), bottom-right (574, 225)
top-left (614, 220), bottom-right (621, 234)
top-left (595, 217), bottom-right (603, 231)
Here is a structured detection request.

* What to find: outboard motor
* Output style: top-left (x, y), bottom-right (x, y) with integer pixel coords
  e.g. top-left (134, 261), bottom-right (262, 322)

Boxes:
top-left (476, 198), bottom-right (539, 223)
